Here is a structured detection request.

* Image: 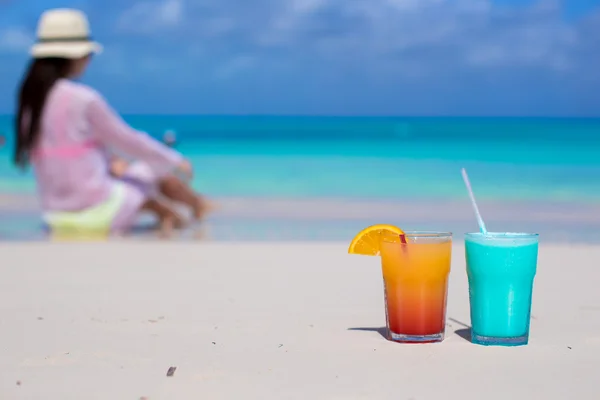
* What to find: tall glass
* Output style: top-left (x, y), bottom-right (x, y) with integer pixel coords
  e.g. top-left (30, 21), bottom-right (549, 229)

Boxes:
top-left (465, 232), bottom-right (539, 346)
top-left (380, 232), bottom-right (452, 343)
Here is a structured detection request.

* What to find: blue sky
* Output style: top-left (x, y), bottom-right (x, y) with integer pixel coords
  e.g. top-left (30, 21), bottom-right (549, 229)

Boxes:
top-left (0, 0), bottom-right (599, 116)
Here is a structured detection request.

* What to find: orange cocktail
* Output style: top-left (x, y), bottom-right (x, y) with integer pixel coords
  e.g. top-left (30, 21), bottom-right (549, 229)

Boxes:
top-left (380, 232), bottom-right (452, 343)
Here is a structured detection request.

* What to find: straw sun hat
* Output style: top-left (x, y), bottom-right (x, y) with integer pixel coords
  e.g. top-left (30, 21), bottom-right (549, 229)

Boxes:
top-left (30, 8), bottom-right (103, 59)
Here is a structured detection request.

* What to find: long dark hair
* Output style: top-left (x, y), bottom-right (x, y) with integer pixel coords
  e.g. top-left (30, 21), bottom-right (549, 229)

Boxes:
top-left (14, 57), bottom-right (73, 169)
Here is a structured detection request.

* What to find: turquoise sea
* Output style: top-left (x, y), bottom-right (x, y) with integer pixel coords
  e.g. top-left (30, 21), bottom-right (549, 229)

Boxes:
top-left (1, 115), bottom-right (600, 242)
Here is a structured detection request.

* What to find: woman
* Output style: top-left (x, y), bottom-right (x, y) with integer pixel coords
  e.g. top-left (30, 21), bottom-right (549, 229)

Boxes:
top-left (14, 8), bottom-right (193, 237)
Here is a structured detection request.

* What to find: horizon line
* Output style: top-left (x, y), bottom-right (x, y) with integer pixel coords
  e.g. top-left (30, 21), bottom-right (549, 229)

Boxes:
top-left (0, 114), bottom-right (599, 119)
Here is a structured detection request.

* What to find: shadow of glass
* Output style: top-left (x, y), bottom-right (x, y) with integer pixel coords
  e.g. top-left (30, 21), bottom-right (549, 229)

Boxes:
top-left (454, 328), bottom-right (472, 342)
top-left (448, 318), bottom-right (472, 343)
top-left (349, 320), bottom-right (473, 343)
top-left (347, 327), bottom-right (388, 339)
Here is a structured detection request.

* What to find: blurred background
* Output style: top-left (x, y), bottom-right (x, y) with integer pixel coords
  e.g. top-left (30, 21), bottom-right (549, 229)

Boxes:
top-left (1, 0), bottom-right (599, 242)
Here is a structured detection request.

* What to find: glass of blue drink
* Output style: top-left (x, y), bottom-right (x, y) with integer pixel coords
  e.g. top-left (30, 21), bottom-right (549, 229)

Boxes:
top-left (465, 232), bottom-right (539, 346)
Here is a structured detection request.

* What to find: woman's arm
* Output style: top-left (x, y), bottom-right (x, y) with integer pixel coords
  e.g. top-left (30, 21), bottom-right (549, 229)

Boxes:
top-left (86, 91), bottom-right (183, 174)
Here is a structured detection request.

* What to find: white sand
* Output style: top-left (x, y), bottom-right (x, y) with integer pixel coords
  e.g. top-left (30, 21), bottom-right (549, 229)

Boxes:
top-left (0, 242), bottom-right (598, 399)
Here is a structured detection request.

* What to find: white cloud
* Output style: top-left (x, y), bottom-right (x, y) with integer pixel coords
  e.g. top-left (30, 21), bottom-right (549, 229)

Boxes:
top-left (0, 27), bottom-right (33, 53)
top-left (243, 0), bottom-right (577, 72)
top-left (121, 0), bottom-right (578, 79)
top-left (106, 0), bottom-right (599, 84)
top-left (117, 0), bottom-right (183, 34)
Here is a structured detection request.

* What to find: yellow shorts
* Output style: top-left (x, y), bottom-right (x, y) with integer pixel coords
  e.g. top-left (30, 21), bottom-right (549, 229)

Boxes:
top-left (43, 183), bottom-right (126, 240)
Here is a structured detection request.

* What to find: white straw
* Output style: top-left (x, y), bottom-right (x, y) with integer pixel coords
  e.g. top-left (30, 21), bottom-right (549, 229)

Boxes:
top-left (461, 168), bottom-right (488, 234)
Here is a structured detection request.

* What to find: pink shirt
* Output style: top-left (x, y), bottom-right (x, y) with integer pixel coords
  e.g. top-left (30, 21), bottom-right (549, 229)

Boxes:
top-left (30, 79), bottom-right (182, 214)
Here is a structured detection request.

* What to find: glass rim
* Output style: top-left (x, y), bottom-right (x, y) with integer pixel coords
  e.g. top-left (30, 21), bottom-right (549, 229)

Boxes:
top-left (465, 232), bottom-right (539, 239)
top-left (402, 231), bottom-right (453, 238)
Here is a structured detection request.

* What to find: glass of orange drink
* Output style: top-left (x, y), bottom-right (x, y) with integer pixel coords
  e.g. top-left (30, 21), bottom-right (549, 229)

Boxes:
top-left (349, 225), bottom-right (452, 343)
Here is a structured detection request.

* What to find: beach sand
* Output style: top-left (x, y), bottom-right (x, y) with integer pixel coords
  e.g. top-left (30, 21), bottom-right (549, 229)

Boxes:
top-left (0, 242), bottom-right (598, 399)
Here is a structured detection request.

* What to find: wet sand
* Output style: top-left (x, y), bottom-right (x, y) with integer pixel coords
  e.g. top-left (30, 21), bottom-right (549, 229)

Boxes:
top-left (1, 193), bottom-right (600, 243)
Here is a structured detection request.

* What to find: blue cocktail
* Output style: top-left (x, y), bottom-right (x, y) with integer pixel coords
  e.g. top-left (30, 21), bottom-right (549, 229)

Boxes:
top-left (465, 232), bottom-right (539, 346)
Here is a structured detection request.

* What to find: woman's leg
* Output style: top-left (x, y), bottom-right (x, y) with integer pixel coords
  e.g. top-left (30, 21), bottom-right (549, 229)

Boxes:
top-left (140, 198), bottom-right (185, 237)
top-left (118, 160), bottom-right (213, 221)
top-left (111, 180), bottom-right (184, 238)
top-left (158, 175), bottom-right (209, 220)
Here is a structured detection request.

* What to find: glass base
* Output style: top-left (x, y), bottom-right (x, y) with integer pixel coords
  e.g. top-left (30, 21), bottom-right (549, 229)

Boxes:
top-left (388, 330), bottom-right (444, 343)
top-left (471, 332), bottom-right (529, 346)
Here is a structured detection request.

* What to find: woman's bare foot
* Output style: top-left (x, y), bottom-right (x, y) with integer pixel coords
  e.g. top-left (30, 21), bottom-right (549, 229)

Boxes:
top-left (158, 215), bottom-right (174, 238)
top-left (171, 212), bottom-right (186, 229)
top-left (142, 198), bottom-right (185, 238)
top-left (193, 196), bottom-right (218, 220)
top-left (192, 197), bottom-right (206, 220)
top-left (158, 213), bottom-right (185, 238)
top-left (157, 175), bottom-right (216, 221)
top-left (192, 224), bottom-right (211, 240)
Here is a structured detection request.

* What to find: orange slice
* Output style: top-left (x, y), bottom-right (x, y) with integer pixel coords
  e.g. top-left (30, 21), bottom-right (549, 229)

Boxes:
top-left (348, 224), bottom-right (405, 256)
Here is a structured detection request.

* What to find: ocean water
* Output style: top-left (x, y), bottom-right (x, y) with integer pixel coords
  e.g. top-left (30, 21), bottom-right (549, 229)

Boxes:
top-left (1, 115), bottom-right (600, 241)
